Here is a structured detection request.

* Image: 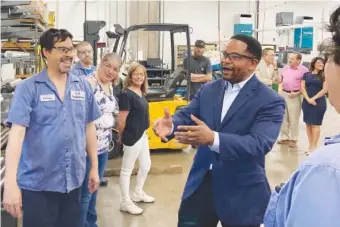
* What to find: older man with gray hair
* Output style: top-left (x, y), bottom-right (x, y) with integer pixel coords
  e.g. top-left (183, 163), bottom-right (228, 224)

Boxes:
top-left (255, 48), bottom-right (280, 87)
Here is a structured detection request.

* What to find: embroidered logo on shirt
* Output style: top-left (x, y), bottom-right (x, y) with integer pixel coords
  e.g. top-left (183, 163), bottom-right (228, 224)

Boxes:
top-left (71, 90), bottom-right (85, 100)
top-left (40, 94), bottom-right (56, 102)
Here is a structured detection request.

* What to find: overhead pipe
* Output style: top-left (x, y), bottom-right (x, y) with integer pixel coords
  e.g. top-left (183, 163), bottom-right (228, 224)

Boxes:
top-left (84, 0), bottom-right (87, 22)
top-left (253, 22), bottom-right (324, 33)
top-left (255, 0), bottom-right (260, 39)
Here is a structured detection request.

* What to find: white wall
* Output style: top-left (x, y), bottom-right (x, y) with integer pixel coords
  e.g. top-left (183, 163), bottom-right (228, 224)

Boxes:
top-left (47, 0), bottom-right (340, 63)
top-left (160, 0), bottom-right (218, 64)
top-left (160, 0), bottom-right (257, 64)
top-left (257, 0), bottom-right (339, 51)
top-left (45, 0), bottom-right (129, 42)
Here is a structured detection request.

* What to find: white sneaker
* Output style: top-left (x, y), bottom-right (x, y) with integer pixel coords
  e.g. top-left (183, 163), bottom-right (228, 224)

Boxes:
top-left (120, 200), bottom-right (143, 215)
top-left (132, 191), bottom-right (155, 203)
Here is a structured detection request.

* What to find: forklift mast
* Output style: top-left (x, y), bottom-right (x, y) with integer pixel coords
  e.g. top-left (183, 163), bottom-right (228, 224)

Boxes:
top-left (83, 20), bottom-right (106, 66)
top-left (114, 23), bottom-right (192, 100)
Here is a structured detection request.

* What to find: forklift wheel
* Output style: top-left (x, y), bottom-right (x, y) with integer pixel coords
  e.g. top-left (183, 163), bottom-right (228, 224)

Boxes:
top-left (108, 139), bottom-right (123, 159)
top-left (108, 129), bottom-right (123, 160)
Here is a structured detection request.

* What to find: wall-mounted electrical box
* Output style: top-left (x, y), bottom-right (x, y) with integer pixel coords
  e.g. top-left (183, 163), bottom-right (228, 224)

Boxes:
top-left (276, 12), bottom-right (294, 26)
top-left (295, 16), bottom-right (314, 24)
top-left (234, 14), bottom-right (253, 37)
top-left (234, 14), bottom-right (252, 24)
top-left (234, 24), bottom-right (253, 36)
top-left (294, 27), bottom-right (313, 50)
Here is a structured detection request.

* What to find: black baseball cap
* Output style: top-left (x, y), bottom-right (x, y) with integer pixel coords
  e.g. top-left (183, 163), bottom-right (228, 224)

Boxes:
top-left (195, 40), bottom-right (205, 48)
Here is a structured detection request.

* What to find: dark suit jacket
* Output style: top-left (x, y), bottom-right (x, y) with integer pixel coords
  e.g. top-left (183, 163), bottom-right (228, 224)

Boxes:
top-left (171, 76), bottom-right (285, 226)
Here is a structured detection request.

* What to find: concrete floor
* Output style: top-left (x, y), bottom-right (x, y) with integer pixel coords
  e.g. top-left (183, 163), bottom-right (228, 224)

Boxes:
top-left (97, 103), bottom-right (340, 227)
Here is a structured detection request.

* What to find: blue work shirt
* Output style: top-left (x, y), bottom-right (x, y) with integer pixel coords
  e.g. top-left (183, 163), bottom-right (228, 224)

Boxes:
top-left (70, 62), bottom-right (96, 77)
top-left (7, 69), bottom-right (101, 193)
top-left (264, 136), bottom-right (340, 227)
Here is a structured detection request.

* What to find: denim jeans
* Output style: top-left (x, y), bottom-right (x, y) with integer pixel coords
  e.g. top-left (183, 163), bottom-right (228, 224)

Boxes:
top-left (80, 152), bottom-right (108, 227)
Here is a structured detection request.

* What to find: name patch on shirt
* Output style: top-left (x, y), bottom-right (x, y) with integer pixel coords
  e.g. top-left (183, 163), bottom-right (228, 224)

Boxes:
top-left (71, 90), bottom-right (85, 101)
top-left (40, 94), bottom-right (56, 102)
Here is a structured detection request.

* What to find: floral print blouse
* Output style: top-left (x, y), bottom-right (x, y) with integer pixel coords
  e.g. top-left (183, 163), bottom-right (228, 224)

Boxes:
top-left (87, 75), bottom-right (119, 154)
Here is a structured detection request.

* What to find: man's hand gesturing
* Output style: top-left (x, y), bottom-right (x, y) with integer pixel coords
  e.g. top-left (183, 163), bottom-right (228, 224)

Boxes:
top-left (153, 108), bottom-right (173, 142)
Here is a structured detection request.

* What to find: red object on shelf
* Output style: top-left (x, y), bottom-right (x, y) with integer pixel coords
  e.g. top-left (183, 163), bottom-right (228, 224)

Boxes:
top-left (97, 42), bottom-right (106, 48)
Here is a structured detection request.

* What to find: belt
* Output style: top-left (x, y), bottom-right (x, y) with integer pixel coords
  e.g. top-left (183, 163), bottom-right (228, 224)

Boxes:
top-left (283, 89), bottom-right (300, 93)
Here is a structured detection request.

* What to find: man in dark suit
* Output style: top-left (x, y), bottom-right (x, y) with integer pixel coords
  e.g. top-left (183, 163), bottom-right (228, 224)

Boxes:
top-left (153, 34), bottom-right (285, 227)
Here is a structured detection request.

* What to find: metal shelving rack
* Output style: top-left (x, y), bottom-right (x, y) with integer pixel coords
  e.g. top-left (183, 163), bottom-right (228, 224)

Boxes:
top-left (1, 0), bottom-right (47, 80)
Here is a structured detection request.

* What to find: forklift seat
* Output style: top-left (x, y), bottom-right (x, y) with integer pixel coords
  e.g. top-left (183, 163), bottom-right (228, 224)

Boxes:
top-left (146, 68), bottom-right (187, 102)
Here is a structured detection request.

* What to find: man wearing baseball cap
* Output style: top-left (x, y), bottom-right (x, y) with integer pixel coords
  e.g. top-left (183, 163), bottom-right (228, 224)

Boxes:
top-left (183, 39), bottom-right (212, 100)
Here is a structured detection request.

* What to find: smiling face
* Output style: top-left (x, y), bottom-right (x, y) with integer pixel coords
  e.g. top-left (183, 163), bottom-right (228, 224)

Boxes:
top-left (43, 37), bottom-right (76, 73)
top-left (314, 59), bottom-right (325, 72)
top-left (221, 39), bottom-right (259, 83)
top-left (131, 66), bottom-right (146, 87)
top-left (98, 58), bottom-right (120, 83)
top-left (288, 53), bottom-right (301, 68)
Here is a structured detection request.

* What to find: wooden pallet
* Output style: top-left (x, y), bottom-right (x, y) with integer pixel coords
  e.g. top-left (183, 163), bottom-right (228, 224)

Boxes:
top-left (17, 0), bottom-right (47, 23)
top-left (1, 41), bottom-right (34, 49)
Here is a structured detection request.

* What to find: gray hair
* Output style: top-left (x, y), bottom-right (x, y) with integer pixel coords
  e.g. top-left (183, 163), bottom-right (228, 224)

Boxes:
top-left (100, 52), bottom-right (122, 66)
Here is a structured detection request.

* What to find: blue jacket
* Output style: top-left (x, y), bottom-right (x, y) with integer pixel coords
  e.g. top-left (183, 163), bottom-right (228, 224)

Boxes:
top-left (171, 76), bottom-right (285, 225)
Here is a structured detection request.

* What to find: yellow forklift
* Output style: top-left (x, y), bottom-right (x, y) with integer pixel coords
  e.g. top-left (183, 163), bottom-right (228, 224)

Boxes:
top-left (111, 23), bottom-right (193, 153)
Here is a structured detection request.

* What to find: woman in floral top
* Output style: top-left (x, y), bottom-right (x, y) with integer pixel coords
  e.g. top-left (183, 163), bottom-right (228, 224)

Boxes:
top-left (80, 52), bottom-right (121, 227)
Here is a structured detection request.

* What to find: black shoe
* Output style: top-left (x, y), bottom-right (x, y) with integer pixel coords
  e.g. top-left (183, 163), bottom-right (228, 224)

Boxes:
top-left (100, 179), bottom-right (108, 187)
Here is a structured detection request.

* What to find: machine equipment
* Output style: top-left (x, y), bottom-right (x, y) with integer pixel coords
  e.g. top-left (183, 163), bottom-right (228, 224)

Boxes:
top-left (83, 20), bottom-right (106, 66)
top-left (113, 23), bottom-right (193, 151)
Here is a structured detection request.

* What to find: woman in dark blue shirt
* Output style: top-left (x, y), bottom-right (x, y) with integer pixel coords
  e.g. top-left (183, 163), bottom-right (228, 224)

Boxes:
top-left (301, 57), bottom-right (328, 155)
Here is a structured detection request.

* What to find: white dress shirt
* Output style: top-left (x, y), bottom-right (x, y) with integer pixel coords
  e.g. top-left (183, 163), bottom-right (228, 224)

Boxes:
top-left (208, 74), bottom-right (254, 169)
top-left (170, 74), bottom-right (254, 169)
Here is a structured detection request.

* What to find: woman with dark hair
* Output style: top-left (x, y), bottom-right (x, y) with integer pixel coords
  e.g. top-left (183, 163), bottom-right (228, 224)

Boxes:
top-left (301, 57), bottom-right (328, 154)
top-left (264, 6), bottom-right (340, 227)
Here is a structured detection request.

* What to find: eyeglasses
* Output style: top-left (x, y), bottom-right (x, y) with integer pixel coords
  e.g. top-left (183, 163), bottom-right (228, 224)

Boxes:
top-left (52, 46), bottom-right (76, 54)
top-left (78, 50), bottom-right (93, 55)
top-left (222, 52), bottom-right (257, 61)
top-left (103, 63), bottom-right (120, 72)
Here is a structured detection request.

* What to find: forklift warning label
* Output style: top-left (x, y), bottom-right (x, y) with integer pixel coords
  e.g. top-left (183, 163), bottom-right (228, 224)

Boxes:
top-left (71, 91), bottom-right (85, 101)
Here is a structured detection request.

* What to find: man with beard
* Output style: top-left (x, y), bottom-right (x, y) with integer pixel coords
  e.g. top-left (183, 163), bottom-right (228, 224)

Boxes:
top-left (183, 40), bottom-right (212, 100)
top-left (2, 28), bottom-right (101, 227)
top-left (153, 34), bottom-right (285, 227)
top-left (71, 41), bottom-right (96, 76)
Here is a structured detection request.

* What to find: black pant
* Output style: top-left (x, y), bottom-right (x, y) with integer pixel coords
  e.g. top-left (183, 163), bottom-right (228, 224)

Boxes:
top-left (22, 187), bottom-right (81, 227)
top-left (178, 172), bottom-right (260, 227)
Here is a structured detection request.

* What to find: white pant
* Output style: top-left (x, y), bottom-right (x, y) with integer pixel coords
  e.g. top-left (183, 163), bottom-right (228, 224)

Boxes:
top-left (120, 132), bottom-right (151, 202)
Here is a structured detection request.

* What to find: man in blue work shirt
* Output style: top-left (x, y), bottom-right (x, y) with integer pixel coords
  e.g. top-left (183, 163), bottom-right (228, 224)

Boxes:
top-left (2, 28), bottom-right (102, 227)
top-left (71, 41), bottom-right (96, 76)
top-left (264, 6), bottom-right (340, 227)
